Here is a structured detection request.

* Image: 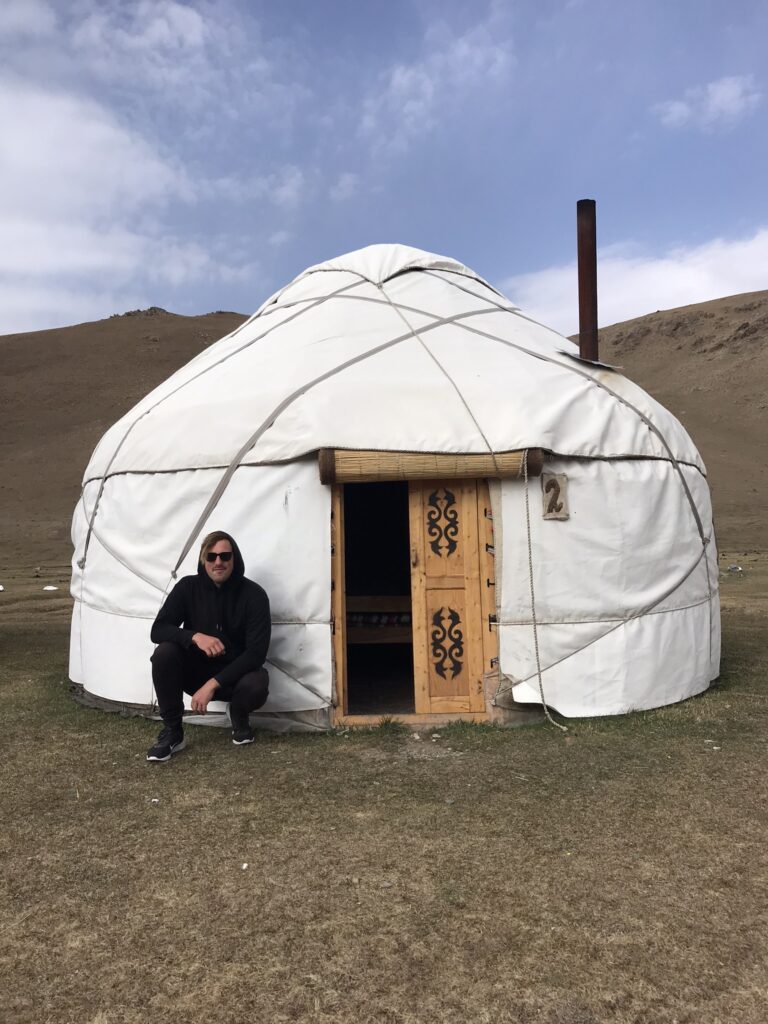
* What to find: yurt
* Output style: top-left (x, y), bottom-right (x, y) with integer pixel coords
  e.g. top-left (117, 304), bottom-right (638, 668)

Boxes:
top-left (69, 243), bottom-right (720, 728)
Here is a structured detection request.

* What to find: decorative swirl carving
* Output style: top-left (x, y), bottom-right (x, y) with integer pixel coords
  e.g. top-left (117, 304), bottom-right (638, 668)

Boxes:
top-left (430, 607), bottom-right (464, 680)
top-left (426, 487), bottom-right (459, 557)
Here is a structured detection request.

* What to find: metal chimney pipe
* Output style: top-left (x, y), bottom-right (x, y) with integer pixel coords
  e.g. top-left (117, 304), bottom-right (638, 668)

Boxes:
top-left (577, 199), bottom-right (599, 361)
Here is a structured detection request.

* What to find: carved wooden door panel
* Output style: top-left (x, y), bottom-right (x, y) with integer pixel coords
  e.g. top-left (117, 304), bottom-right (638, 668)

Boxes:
top-left (408, 480), bottom-right (486, 714)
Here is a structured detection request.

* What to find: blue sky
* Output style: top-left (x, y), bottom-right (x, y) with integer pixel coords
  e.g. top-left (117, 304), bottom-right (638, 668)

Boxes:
top-left (1, 0), bottom-right (766, 335)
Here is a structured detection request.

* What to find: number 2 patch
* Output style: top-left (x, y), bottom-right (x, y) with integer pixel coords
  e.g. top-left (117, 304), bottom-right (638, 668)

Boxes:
top-left (541, 473), bottom-right (569, 520)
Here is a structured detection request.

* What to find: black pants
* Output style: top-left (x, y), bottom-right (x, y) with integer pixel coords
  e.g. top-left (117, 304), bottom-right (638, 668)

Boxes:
top-left (151, 641), bottom-right (269, 730)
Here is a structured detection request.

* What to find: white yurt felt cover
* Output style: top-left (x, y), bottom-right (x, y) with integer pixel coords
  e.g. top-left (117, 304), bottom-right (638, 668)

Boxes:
top-left (70, 243), bottom-right (719, 721)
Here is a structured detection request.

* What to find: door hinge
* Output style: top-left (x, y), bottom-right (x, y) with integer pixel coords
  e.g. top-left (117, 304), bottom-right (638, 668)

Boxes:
top-left (485, 543), bottom-right (495, 555)
top-left (488, 614), bottom-right (498, 631)
top-left (486, 578), bottom-right (495, 588)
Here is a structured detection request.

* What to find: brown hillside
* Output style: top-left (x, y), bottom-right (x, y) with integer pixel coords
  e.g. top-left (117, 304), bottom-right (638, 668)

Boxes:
top-left (595, 290), bottom-right (768, 551)
top-left (1, 292), bottom-right (766, 569)
top-left (0, 308), bottom-right (246, 568)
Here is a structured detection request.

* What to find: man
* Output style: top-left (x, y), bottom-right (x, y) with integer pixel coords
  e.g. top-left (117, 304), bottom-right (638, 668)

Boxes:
top-left (146, 530), bottom-right (271, 762)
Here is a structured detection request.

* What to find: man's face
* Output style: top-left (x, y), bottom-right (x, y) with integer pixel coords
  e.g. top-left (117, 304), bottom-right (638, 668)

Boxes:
top-left (204, 540), bottom-right (234, 586)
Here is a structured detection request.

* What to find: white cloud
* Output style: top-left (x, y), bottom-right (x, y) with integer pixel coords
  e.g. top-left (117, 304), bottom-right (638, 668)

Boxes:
top-left (0, 0), bottom-right (56, 37)
top-left (268, 230), bottom-right (292, 247)
top-left (0, 75), bottom-right (266, 333)
top-left (329, 172), bottom-right (360, 202)
top-left (269, 166), bottom-right (308, 209)
top-left (0, 78), bottom-right (189, 220)
top-left (69, 1), bottom-right (213, 98)
top-left (0, 281), bottom-right (149, 335)
top-left (501, 228), bottom-right (768, 335)
top-left (654, 75), bottom-right (762, 130)
top-left (200, 166), bottom-right (310, 208)
top-left (360, 9), bottom-right (513, 155)
top-left (1, 0), bottom-right (304, 130)
top-left (72, 0), bottom-right (206, 53)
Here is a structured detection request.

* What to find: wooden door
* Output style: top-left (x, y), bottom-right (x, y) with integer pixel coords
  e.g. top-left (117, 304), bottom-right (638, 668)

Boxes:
top-left (409, 480), bottom-right (487, 714)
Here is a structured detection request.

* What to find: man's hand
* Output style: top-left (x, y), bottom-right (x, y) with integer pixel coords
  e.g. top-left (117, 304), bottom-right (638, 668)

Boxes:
top-left (192, 632), bottom-right (225, 657)
top-left (191, 679), bottom-right (219, 713)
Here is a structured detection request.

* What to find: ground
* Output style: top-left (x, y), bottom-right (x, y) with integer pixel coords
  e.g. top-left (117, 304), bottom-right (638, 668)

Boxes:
top-left (1, 296), bottom-right (766, 1021)
top-left (1, 554), bottom-right (766, 1024)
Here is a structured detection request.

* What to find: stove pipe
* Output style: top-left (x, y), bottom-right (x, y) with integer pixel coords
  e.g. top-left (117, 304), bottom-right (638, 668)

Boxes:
top-left (577, 199), bottom-right (599, 362)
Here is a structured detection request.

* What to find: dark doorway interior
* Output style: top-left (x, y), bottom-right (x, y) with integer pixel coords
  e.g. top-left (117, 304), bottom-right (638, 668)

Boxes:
top-left (344, 482), bottom-right (414, 714)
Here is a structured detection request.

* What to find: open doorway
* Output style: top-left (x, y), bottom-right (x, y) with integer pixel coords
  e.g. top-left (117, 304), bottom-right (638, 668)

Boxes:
top-left (343, 481), bottom-right (414, 714)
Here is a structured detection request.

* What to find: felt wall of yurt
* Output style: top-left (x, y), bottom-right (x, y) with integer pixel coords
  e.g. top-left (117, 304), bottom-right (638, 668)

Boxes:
top-left (70, 244), bottom-right (720, 726)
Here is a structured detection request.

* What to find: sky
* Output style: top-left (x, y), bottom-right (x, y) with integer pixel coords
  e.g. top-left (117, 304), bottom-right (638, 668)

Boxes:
top-left (1, 0), bottom-right (767, 336)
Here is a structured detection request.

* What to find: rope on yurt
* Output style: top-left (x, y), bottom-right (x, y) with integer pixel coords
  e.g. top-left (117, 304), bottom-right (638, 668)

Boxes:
top-left (76, 277), bottom-right (368, 572)
top-left (417, 270), bottom-right (715, 670)
top-left (427, 269), bottom-right (709, 544)
top-left (496, 551), bottom-right (710, 693)
top-left (169, 301), bottom-right (503, 576)
top-left (376, 281), bottom-right (503, 473)
top-left (433, 272), bottom-right (717, 676)
top-left (521, 450), bottom-right (568, 733)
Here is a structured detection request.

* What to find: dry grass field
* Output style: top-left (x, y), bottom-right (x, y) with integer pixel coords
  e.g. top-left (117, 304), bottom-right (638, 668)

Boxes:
top-left (1, 555), bottom-right (766, 1024)
top-left (1, 293), bottom-right (766, 1022)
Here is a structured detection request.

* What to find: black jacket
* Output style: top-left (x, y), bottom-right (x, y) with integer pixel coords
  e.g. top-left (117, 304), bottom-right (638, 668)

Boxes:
top-left (150, 533), bottom-right (271, 690)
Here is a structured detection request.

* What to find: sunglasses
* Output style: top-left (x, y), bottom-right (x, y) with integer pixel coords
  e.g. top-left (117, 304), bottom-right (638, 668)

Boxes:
top-left (205, 551), bottom-right (233, 563)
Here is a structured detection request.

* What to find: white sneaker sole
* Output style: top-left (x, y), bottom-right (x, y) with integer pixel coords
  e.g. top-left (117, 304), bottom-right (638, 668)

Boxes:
top-left (232, 735), bottom-right (255, 746)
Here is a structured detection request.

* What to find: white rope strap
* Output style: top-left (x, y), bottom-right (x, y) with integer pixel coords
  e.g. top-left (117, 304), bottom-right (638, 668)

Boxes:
top-left (522, 449), bottom-right (568, 733)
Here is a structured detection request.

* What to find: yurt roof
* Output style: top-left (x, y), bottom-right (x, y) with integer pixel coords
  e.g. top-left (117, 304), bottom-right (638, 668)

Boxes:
top-left (84, 244), bottom-right (703, 484)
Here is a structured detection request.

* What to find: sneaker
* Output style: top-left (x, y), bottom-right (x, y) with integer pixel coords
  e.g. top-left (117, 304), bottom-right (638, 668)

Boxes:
top-left (232, 726), bottom-right (255, 746)
top-left (146, 727), bottom-right (185, 762)
top-left (231, 710), bottom-right (255, 746)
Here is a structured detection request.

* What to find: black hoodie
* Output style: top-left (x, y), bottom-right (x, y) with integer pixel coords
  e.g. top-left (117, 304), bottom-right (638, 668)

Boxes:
top-left (150, 533), bottom-right (271, 690)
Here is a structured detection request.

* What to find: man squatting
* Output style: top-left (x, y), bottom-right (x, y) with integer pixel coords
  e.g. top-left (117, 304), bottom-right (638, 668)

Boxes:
top-left (146, 530), bottom-right (271, 762)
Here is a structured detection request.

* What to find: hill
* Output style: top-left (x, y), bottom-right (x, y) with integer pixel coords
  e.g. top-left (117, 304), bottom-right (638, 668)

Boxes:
top-left (0, 308), bottom-right (246, 568)
top-left (595, 290), bottom-right (768, 552)
top-left (0, 291), bottom-right (765, 569)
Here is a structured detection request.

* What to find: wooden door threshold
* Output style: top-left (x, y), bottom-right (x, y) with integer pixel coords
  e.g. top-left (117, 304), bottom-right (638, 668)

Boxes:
top-left (334, 712), bottom-right (489, 728)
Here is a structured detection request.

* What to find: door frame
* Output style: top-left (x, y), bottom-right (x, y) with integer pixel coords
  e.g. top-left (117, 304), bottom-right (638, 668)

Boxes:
top-left (331, 480), bottom-right (498, 727)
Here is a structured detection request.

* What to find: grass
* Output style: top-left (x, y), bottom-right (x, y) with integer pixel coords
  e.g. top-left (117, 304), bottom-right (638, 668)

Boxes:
top-left (1, 610), bottom-right (767, 1024)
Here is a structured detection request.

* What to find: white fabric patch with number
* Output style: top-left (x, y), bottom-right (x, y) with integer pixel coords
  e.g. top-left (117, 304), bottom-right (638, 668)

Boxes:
top-left (542, 473), bottom-right (569, 520)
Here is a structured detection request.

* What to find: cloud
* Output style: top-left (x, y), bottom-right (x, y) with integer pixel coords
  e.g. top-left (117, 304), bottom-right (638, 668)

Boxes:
top-left (68, 0), bottom-right (217, 102)
top-left (501, 228), bottom-right (768, 335)
top-left (360, 8), bottom-right (513, 155)
top-left (654, 75), bottom-right (762, 131)
top-left (1, 225), bottom-right (259, 333)
top-left (329, 172), bottom-right (360, 202)
top-left (73, 0), bottom-right (207, 53)
top-left (268, 230), bottom-right (292, 247)
top-left (1, 0), bottom-right (306, 132)
top-left (0, 75), bottom-right (266, 333)
top-left (0, 281), bottom-right (149, 335)
top-left (0, 0), bottom-right (56, 37)
top-left (0, 78), bottom-right (190, 221)
top-left (200, 166), bottom-right (310, 208)
top-left (270, 166), bottom-right (308, 209)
